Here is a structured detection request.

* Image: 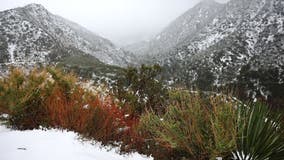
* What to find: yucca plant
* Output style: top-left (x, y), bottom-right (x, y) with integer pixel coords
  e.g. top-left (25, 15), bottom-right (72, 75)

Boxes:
top-left (234, 103), bottom-right (284, 160)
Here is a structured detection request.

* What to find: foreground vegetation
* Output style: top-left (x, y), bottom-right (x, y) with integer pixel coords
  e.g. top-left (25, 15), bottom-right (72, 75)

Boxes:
top-left (0, 66), bottom-right (283, 160)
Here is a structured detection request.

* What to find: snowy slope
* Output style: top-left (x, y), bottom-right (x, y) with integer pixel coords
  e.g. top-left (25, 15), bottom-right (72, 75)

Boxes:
top-left (0, 3), bottom-right (136, 68)
top-left (128, 0), bottom-right (284, 101)
top-left (126, 0), bottom-right (224, 56)
top-left (162, 0), bottom-right (284, 88)
top-left (0, 125), bottom-right (152, 160)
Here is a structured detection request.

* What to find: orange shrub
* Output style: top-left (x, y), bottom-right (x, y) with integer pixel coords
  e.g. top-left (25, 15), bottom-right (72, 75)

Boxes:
top-left (0, 66), bottom-right (161, 156)
top-left (83, 96), bottom-right (126, 143)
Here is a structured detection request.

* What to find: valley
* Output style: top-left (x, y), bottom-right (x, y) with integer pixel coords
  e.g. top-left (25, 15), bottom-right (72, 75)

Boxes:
top-left (0, 0), bottom-right (283, 159)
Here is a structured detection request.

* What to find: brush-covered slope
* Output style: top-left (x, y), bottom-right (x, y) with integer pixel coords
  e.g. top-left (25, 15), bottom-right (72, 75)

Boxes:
top-left (128, 0), bottom-right (284, 103)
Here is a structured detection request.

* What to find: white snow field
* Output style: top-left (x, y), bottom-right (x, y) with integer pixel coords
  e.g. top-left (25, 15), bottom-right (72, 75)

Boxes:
top-left (0, 125), bottom-right (152, 160)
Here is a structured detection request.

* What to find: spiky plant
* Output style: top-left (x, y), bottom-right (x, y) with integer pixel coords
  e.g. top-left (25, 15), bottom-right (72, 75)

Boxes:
top-left (233, 103), bottom-right (284, 160)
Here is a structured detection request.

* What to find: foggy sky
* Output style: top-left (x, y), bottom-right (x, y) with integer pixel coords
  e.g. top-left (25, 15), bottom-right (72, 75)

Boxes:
top-left (0, 0), bottom-right (229, 46)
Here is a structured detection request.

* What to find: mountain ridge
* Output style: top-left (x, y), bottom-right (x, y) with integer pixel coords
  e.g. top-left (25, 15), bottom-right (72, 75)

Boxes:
top-left (0, 3), bottom-right (136, 69)
top-left (125, 0), bottom-right (224, 56)
top-left (126, 0), bottom-right (284, 104)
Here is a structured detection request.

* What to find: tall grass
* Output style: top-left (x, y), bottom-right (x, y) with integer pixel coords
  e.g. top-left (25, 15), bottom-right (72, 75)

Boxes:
top-left (139, 91), bottom-right (240, 159)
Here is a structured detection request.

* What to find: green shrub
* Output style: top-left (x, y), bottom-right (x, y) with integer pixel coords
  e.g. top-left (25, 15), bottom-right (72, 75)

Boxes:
top-left (10, 87), bottom-right (48, 129)
top-left (0, 68), bottom-right (51, 129)
top-left (234, 103), bottom-right (284, 160)
top-left (0, 68), bottom-right (26, 113)
top-left (139, 91), bottom-right (239, 159)
top-left (115, 64), bottom-right (168, 115)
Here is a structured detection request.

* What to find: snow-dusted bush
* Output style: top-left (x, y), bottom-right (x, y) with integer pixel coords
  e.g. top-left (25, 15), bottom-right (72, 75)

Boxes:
top-left (114, 64), bottom-right (168, 115)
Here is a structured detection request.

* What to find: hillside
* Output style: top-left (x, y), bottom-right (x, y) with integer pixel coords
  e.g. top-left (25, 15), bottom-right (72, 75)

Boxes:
top-left (127, 0), bottom-right (284, 103)
top-left (0, 3), bottom-right (135, 73)
top-left (126, 0), bottom-right (224, 57)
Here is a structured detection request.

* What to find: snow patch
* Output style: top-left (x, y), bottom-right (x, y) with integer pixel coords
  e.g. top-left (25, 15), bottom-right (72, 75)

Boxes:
top-left (0, 114), bottom-right (9, 119)
top-left (156, 35), bottom-right (161, 40)
top-left (196, 32), bottom-right (227, 51)
top-left (8, 44), bottom-right (16, 63)
top-left (0, 125), bottom-right (152, 160)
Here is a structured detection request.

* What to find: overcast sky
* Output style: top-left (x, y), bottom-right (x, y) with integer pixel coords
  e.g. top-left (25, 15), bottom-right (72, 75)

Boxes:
top-left (0, 0), bottom-right (229, 46)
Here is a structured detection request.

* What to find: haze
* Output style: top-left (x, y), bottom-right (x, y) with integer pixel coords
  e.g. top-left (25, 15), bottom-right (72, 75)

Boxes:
top-left (0, 0), bottom-right (229, 46)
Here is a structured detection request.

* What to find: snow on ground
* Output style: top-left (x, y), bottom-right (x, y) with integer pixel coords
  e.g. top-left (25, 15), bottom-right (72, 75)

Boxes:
top-left (0, 125), bottom-right (152, 160)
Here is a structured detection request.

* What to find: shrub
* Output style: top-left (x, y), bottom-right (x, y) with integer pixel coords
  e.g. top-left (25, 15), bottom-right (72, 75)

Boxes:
top-left (115, 64), bottom-right (168, 115)
top-left (0, 67), bottom-right (137, 147)
top-left (2, 67), bottom-right (87, 130)
top-left (139, 90), bottom-right (239, 159)
top-left (118, 112), bottom-right (176, 160)
top-left (42, 68), bottom-right (90, 130)
top-left (0, 67), bottom-right (26, 113)
top-left (2, 67), bottom-right (283, 160)
top-left (233, 103), bottom-right (284, 160)
top-left (9, 87), bottom-right (48, 129)
top-left (0, 68), bottom-right (49, 129)
top-left (83, 97), bottom-right (127, 144)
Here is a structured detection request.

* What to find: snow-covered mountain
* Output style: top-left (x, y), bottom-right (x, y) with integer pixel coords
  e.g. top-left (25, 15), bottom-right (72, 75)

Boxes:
top-left (128, 0), bottom-right (284, 103)
top-left (126, 0), bottom-right (224, 56)
top-left (0, 3), bottom-right (135, 70)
